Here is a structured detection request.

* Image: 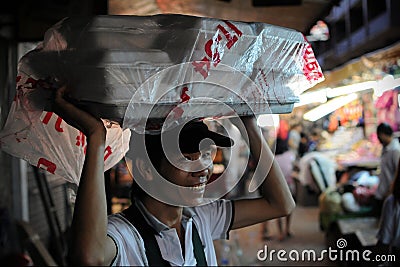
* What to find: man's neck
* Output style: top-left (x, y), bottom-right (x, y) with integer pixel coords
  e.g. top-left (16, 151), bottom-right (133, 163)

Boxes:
top-left (384, 137), bottom-right (393, 147)
top-left (142, 196), bottom-right (183, 229)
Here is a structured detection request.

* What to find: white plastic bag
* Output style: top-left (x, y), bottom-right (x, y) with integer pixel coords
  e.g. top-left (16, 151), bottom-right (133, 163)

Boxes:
top-left (0, 73), bottom-right (130, 184)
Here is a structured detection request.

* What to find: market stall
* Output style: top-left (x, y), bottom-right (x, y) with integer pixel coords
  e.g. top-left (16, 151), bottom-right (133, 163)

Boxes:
top-left (292, 42), bottom-right (400, 255)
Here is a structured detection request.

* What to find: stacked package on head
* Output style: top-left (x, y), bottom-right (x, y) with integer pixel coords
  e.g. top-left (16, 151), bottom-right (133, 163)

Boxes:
top-left (0, 14), bottom-right (324, 184)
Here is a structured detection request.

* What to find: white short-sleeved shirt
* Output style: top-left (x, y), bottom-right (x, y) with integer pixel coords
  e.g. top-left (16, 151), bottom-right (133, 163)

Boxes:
top-left (288, 130), bottom-right (301, 155)
top-left (377, 195), bottom-right (400, 248)
top-left (376, 138), bottom-right (400, 200)
top-left (107, 199), bottom-right (233, 266)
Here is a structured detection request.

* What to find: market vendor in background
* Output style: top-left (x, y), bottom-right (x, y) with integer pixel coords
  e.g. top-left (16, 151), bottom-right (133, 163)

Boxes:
top-left (288, 123), bottom-right (303, 159)
top-left (373, 122), bottom-right (400, 217)
top-left (307, 130), bottom-right (321, 153)
top-left (376, 157), bottom-right (400, 261)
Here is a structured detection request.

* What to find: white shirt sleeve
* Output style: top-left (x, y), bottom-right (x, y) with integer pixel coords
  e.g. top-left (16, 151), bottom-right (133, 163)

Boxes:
top-left (376, 146), bottom-right (400, 200)
top-left (193, 199), bottom-right (233, 240)
top-left (107, 214), bottom-right (148, 266)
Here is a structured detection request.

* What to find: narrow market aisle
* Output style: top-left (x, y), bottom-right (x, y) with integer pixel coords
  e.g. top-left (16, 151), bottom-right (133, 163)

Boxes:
top-left (215, 205), bottom-right (335, 266)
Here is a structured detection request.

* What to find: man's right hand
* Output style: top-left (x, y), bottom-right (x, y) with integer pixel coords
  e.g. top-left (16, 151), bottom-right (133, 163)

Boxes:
top-left (53, 85), bottom-right (106, 139)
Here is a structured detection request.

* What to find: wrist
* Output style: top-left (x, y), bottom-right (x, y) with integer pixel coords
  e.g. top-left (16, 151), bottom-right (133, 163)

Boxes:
top-left (240, 115), bottom-right (256, 126)
top-left (87, 127), bottom-right (107, 143)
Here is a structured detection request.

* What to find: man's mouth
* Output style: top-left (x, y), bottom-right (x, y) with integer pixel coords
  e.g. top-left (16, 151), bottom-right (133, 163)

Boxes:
top-left (189, 176), bottom-right (207, 191)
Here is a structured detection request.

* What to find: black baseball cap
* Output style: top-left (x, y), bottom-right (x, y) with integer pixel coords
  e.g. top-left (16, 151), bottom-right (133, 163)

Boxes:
top-left (144, 120), bottom-right (234, 155)
top-left (178, 120), bottom-right (234, 153)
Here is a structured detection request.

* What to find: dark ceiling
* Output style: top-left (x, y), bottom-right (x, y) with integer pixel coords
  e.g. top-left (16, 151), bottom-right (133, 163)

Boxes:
top-left (108, 0), bottom-right (338, 34)
top-left (2, 0), bottom-right (399, 74)
top-left (3, 0), bottom-right (337, 41)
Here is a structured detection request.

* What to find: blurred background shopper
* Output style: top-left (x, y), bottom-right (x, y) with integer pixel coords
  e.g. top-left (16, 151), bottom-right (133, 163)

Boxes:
top-left (376, 158), bottom-right (400, 263)
top-left (373, 123), bottom-right (400, 216)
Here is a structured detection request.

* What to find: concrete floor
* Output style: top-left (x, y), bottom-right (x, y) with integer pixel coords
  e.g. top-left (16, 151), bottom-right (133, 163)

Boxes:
top-left (214, 204), bottom-right (336, 266)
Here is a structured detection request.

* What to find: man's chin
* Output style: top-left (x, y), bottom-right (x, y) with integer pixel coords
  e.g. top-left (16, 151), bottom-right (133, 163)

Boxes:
top-left (144, 184), bottom-right (211, 207)
top-left (177, 189), bottom-right (207, 207)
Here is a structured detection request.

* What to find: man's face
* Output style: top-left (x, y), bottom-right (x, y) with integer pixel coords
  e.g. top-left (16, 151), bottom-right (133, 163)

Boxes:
top-left (295, 125), bottom-right (302, 133)
top-left (377, 132), bottom-right (389, 146)
top-left (158, 146), bottom-right (215, 206)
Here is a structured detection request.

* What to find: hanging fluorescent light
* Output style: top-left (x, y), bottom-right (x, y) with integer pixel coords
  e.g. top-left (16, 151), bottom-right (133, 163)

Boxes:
top-left (257, 114), bottom-right (280, 127)
top-left (398, 93), bottom-right (400, 109)
top-left (326, 81), bottom-right (376, 98)
top-left (374, 75), bottom-right (400, 97)
top-left (303, 93), bottom-right (358, 122)
top-left (294, 89), bottom-right (327, 107)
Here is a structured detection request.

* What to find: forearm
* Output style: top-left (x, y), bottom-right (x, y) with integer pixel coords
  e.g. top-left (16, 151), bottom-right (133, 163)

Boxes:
top-left (69, 132), bottom-right (108, 265)
top-left (240, 118), bottom-right (295, 214)
top-left (52, 86), bottom-right (114, 264)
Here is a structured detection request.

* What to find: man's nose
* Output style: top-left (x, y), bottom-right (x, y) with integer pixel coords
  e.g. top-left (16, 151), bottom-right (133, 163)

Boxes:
top-left (189, 157), bottom-right (211, 175)
top-left (192, 167), bottom-right (209, 177)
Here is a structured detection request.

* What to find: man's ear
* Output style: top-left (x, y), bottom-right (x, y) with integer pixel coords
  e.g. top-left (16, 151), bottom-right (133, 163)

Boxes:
top-left (135, 158), bottom-right (153, 181)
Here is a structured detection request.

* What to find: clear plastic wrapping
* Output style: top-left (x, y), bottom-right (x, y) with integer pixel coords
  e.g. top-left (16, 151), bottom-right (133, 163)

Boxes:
top-left (0, 14), bottom-right (324, 183)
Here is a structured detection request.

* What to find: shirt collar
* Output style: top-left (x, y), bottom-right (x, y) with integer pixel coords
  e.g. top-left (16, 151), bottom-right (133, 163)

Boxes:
top-left (183, 206), bottom-right (196, 218)
top-left (133, 198), bottom-right (196, 235)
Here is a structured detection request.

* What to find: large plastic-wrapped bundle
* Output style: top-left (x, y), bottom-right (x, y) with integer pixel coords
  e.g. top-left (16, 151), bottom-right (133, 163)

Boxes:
top-left (0, 14), bottom-right (324, 183)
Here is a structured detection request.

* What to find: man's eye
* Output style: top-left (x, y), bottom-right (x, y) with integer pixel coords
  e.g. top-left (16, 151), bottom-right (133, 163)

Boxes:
top-left (172, 157), bottom-right (188, 164)
top-left (178, 155), bottom-right (190, 161)
top-left (201, 151), bottom-right (212, 159)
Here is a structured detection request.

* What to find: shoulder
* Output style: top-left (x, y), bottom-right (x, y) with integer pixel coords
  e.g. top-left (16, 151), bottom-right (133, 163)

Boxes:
top-left (188, 199), bottom-right (232, 222)
top-left (394, 138), bottom-right (400, 146)
top-left (389, 139), bottom-right (400, 152)
top-left (385, 195), bottom-right (395, 202)
top-left (382, 195), bottom-right (396, 210)
top-left (188, 199), bottom-right (234, 240)
top-left (108, 213), bottom-right (130, 226)
top-left (107, 214), bottom-right (148, 265)
top-left (191, 199), bottom-right (231, 213)
top-left (108, 213), bottom-right (142, 240)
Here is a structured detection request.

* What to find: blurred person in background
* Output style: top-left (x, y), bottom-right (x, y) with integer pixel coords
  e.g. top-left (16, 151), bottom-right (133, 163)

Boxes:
top-left (274, 149), bottom-right (296, 241)
top-left (376, 158), bottom-right (400, 264)
top-left (373, 123), bottom-right (400, 217)
top-left (307, 130), bottom-right (320, 153)
top-left (288, 123), bottom-right (303, 159)
top-left (298, 132), bottom-right (309, 158)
